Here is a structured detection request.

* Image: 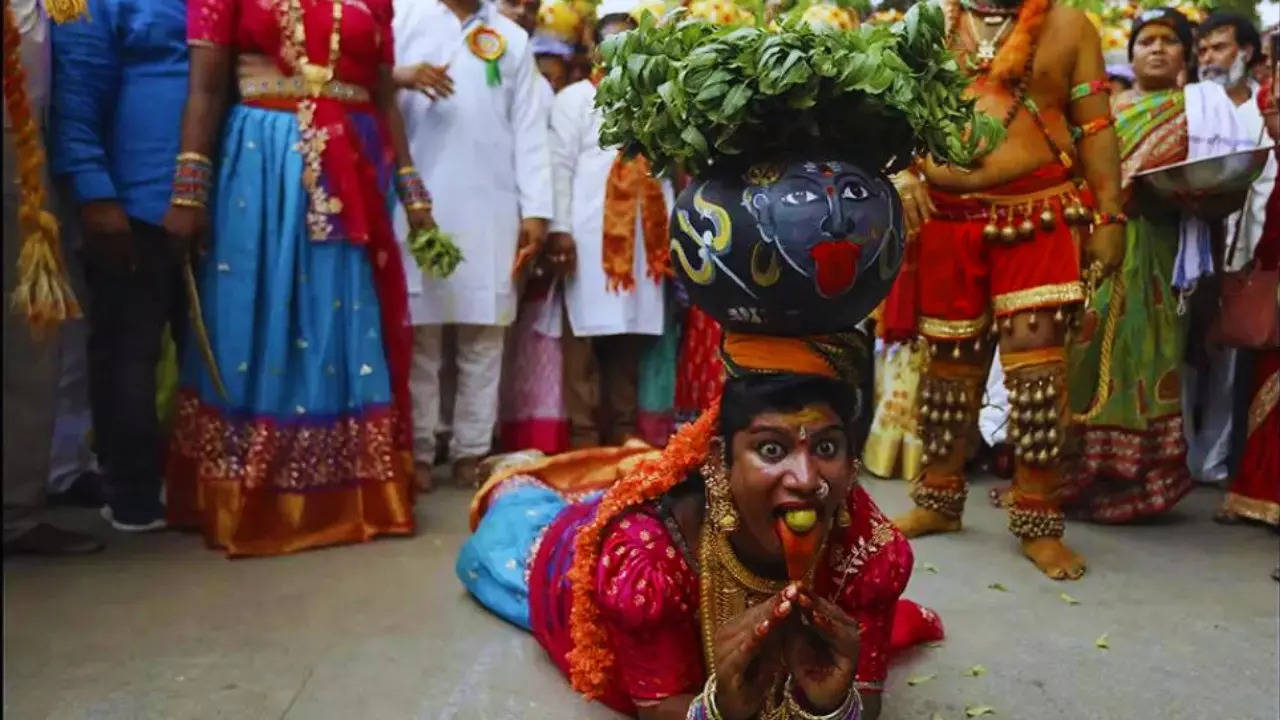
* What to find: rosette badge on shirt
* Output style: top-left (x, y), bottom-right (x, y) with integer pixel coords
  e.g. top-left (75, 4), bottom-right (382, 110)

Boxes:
top-left (467, 24), bottom-right (506, 86)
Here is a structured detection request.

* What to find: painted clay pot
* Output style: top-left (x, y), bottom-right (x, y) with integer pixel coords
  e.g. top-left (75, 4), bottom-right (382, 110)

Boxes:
top-left (670, 158), bottom-right (905, 336)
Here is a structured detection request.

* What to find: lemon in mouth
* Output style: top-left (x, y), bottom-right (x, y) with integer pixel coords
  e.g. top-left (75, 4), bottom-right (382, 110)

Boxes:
top-left (781, 508), bottom-right (818, 534)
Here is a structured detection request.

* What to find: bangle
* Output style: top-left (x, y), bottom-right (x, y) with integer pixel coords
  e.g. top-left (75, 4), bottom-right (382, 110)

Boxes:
top-left (1069, 79), bottom-right (1111, 102)
top-left (685, 693), bottom-right (708, 720)
top-left (1070, 115), bottom-right (1113, 142)
top-left (698, 675), bottom-right (724, 720)
top-left (1093, 211), bottom-right (1127, 226)
top-left (177, 151), bottom-right (213, 164)
top-left (395, 168), bottom-right (433, 210)
top-left (783, 675), bottom-right (862, 720)
top-left (171, 152), bottom-right (213, 208)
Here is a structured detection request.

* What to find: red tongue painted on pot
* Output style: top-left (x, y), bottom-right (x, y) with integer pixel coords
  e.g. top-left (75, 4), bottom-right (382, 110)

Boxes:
top-left (810, 241), bottom-right (861, 298)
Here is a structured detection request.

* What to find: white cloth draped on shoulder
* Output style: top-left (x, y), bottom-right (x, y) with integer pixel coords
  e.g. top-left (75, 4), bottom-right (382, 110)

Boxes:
top-left (549, 79), bottom-right (669, 338)
top-left (392, 0), bottom-right (553, 327)
top-left (1174, 82), bottom-right (1254, 291)
top-left (1224, 81), bottom-right (1278, 273)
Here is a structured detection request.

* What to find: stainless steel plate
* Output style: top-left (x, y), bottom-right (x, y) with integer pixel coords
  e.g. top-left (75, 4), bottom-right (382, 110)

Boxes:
top-left (1133, 146), bottom-right (1273, 221)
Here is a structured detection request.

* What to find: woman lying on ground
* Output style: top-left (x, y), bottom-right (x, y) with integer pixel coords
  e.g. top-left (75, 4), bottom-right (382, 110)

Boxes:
top-left (459, 333), bottom-right (942, 720)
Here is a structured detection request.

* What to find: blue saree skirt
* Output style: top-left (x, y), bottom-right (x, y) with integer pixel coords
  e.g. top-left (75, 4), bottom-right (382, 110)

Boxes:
top-left (166, 104), bottom-right (413, 556)
top-left (456, 476), bottom-right (605, 629)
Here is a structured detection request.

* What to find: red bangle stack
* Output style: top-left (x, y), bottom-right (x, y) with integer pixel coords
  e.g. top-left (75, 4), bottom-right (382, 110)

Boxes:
top-left (171, 152), bottom-right (213, 209)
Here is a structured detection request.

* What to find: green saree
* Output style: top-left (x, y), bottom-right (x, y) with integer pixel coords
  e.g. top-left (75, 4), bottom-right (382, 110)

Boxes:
top-left (1063, 89), bottom-right (1193, 523)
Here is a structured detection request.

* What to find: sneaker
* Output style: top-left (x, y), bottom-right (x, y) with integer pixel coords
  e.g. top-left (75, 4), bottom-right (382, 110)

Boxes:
top-left (48, 471), bottom-right (107, 508)
top-left (100, 505), bottom-right (167, 533)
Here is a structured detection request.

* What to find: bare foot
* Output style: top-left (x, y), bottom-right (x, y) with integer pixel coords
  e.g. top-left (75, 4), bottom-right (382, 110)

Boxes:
top-left (452, 456), bottom-right (482, 488)
top-left (1212, 508), bottom-right (1241, 525)
top-left (1021, 537), bottom-right (1086, 580)
top-left (892, 507), bottom-right (962, 538)
top-left (413, 463), bottom-right (434, 494)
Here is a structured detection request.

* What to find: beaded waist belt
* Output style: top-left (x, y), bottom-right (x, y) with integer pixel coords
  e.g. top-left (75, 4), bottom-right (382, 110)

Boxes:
top-left (929, 179), bottom-right (1087, 218)
top-left (238, 75), bottom-right (371, 104)
top-left (928, 179), bottom-right (1095, 243)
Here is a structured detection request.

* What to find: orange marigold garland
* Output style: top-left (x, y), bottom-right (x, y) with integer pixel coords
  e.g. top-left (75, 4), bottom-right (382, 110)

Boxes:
top-left (565, 404), bottom-right (721, 698)
top-left (42, 0), bottom-right (89, 24)
top-left (987, 0), bottom-right (1051, 86)
top-left (3, 0), bottom-right (82, 336)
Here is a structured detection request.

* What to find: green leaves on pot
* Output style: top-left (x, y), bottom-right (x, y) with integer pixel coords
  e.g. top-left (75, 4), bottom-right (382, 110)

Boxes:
top-left (595, 2), bottom-right (1002, 176)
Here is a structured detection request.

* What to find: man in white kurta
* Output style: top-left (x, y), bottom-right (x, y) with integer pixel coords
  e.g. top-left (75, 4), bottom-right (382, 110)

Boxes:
top-left (547, 9), bottom-right (669, 447)
top-left (393, 0), bottom-right (553, 484)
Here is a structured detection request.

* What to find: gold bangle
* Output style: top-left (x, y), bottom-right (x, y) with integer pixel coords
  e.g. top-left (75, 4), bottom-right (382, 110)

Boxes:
top-left (702, 675), bottom-right (724, 720)
top-left (405, 201), bottom-right (432, 211)
top-left (171, 197), bottom-right (206, 209)
top-left (396, 166), bottom-right (419, 176)
top-left (177, 151), bottom-right (213, 165)
top-left (782, 675), bottom-right (861, 720)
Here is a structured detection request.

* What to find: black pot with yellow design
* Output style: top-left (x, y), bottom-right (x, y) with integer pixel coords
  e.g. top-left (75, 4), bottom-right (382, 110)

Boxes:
top-left (670, 157), bottom-right (905, 336)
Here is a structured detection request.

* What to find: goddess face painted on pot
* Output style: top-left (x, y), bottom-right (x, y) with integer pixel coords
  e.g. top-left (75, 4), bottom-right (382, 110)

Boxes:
top-left (670, 158), bottom-right (904, 336)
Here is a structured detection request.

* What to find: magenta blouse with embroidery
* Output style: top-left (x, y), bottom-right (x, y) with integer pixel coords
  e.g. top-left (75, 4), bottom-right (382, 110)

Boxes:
top-left (527, 483), bottom-right (922, 716)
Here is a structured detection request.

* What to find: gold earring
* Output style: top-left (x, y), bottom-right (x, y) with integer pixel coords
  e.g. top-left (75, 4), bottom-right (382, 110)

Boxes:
top-left (837, 505), bottom-right (853, 528)
top-left (702, 437), bottom-right (739, 534)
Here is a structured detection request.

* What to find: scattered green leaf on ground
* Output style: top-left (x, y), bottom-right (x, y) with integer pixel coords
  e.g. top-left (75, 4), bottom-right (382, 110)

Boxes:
top-left (907, 673), bottom-right (937, 686)
top-left (1060, 593), bottom-right (1081, 605)
top-left (921, 562), bottom-right (939, 574)
top-left (1095, 633), bottom-right (1110, 649)
top-left (987, 582), bottom-right (1008, 592)
top-left (965, 705), bottom-right (996, 717)
top-left (966, 664), bottom-right (987, 677)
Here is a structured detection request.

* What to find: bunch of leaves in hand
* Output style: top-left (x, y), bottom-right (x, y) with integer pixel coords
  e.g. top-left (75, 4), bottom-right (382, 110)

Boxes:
top-left (408, 227), bottom-right (465, 279)
top-left (595, 1), bottom-right (1003, 177)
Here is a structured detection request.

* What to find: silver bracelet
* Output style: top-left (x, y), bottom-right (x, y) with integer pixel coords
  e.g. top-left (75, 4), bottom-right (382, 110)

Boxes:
top-left (782, 675), bottom-right (862, 720)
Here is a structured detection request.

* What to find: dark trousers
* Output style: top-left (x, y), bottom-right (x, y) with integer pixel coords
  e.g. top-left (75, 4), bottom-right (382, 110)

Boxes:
top-left (82, 220), bottom-right (185, 513)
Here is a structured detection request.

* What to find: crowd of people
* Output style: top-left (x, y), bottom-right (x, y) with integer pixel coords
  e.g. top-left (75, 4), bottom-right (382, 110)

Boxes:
top-left (3, 0), bottom-right (1277, 717)
top-left (2, 0), bottom-right (1275, 559)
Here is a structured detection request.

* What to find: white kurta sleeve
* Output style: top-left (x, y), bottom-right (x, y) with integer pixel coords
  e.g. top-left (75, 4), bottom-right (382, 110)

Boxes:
top-left (511, 43), bottom-right (553, 221)
top-left (549, 88), bottom-right (582, 235)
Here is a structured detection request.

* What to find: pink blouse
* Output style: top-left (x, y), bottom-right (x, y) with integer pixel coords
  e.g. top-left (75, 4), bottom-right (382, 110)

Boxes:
top-left (188, 0), bottom-right (394, 90)
top-left (592, 484), bottom-right (912, 708)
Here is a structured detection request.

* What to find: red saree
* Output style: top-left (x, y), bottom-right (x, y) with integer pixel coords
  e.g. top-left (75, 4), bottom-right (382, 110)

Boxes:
top-left (1220, 179), bottom-right (1280, 526)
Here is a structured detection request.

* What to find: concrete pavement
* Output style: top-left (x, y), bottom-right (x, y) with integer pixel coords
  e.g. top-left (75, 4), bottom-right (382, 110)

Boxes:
top-left (3, 478), bottom-right (1276, 720)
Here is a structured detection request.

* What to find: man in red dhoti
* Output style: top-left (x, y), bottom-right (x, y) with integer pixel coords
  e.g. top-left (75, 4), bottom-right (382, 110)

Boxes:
top-left (886, 0), bottom-right (1124, 580)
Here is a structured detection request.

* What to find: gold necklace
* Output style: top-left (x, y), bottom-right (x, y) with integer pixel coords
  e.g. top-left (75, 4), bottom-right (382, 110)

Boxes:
top-left (698, 522), bottom-right (827, 718)
top-left (699, 522), bottom-right (787, 716)
top-left (279, 0), bottom-right (345, 97)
